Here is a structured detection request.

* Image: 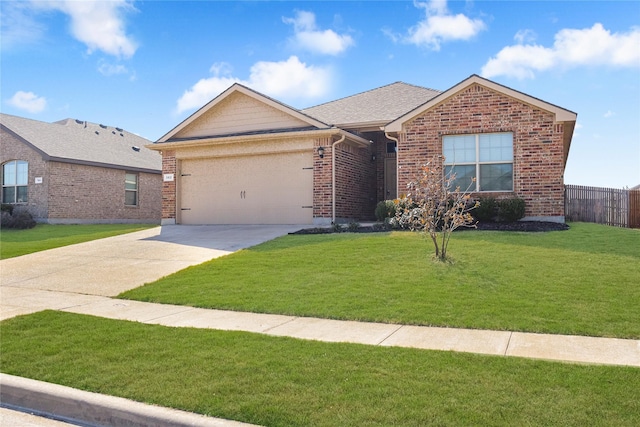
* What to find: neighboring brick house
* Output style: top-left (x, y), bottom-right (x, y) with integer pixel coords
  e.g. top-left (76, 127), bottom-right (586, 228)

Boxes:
top-left (1, 113), bottom-right (162, 224)
top-left (152, 74), bottom-right (576, 225)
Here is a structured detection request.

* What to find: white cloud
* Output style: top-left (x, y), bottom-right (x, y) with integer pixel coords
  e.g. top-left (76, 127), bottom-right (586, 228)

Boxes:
top-left (283, 10), bottom-right (354, 55)
top-left (604, 110), bottom-right (615, 118)
top-left (482, 23), bottom-right (640, 79)
top-left (32, 0), bottom-right (138, 58)
top-left (0, 1), bottom-right (45, 50)
top-left (400, 0), bottom-right (486, 50)
top-left (7, 91), bottom-right (47, 113)
top-left (514, 29), bottom-right (537, 44)
top-left (175, 56), bottom-right (332, 114)
top-left (97, 60), bottom-right (129, 76)
top-left (248, 56), bottom-right (331, 98)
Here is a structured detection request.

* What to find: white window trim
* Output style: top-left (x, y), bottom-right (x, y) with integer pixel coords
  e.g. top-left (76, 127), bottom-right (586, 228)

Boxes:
top-left (125, 173), bottom-right (139, 207)
top-left (2, 160), bottom-right (28, 204)
top-left (443, 133), bottom-right (513, 192)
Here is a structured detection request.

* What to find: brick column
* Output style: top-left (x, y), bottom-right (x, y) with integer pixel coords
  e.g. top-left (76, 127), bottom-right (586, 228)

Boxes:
top-left (161, 150), bottom-right (177, 224)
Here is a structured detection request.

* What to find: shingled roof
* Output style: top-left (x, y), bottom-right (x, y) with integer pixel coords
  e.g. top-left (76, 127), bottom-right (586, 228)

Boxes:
top-left (0, 113), bottom-right (160, 173)
top-left (302, 82), bottom-right (441, 129)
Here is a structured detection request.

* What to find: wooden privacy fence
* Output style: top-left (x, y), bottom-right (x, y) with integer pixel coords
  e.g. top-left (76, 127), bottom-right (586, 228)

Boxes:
top-left (565, 185), bottom-right (640, 228)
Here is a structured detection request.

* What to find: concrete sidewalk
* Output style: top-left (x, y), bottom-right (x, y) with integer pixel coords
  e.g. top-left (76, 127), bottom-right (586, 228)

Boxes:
top-left (3, 287), bottom-right (639, 367)
top-left (59, 297), bottom-right (640, 367)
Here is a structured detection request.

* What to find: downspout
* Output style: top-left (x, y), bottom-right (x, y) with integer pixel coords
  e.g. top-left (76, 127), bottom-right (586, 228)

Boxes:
top-left (384, 131), bottom-right (400, 199)
top-left (332, 134), bottom-right (346, 224)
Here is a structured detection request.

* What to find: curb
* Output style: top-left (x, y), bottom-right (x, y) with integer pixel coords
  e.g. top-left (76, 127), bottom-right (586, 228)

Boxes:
top-left (0, 373), bottom-right (259, 427)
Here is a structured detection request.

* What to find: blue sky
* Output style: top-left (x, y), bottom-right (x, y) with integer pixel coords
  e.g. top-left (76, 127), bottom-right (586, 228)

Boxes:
top-left (2, 0), bottom-right (639, 188)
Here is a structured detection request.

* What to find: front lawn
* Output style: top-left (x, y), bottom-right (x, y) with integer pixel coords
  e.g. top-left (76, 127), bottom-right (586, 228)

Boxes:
top-left (0, 223), bottom-right (157, 259)
top-left (1, 311), bottom-right (638, 427)
top-left (120, 223), bottom-right (640, 338)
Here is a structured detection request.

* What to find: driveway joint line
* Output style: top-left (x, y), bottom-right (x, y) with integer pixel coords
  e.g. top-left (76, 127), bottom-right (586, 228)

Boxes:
top-left (376, 324), bottom-right (404, 346)
top-left (262, 317), bottom-right (299, 333)
top-left (141, 307), bottom-right (199, 323)
top-left (504, 331), bottom-right (513, 356)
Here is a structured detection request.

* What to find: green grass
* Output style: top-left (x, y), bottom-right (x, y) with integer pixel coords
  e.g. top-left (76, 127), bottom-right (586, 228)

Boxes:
top-left (120, 223), bottom-right (640, 339)
top-left (0, 223), bottom-right (157, 259)
top-left (1, 311), bottom-right (638, 427)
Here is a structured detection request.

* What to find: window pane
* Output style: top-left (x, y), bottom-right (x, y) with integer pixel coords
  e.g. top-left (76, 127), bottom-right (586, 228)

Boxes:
top-left (16, 186), bottom-right (28, 203)
top-left (3, 187), bottom-right (16, 203)
top-left (445, 165), bottom-right (476, 191)
top-left (3, 162), bottom-right (16, 186)
top-left (125, 190), bottom-right (137, 206)
top-left (479, 133), bottom-right (513, 162)
top-left (443, 135), bottom-right (476, 164)
top-left (386, 142), bottom-right (397, 153)
top-left (125, 173), bottom-right (137, 190)
top-left (16, 161), bottom-right (28, 185)
top-left (480, 164), bottom-right (513, 191)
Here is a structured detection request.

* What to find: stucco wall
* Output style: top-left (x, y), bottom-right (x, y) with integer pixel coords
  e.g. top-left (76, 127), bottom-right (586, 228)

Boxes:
top-left (0, 129), bottom-right (50, 220)
top-left (399, 83), bottom-right (566, 221)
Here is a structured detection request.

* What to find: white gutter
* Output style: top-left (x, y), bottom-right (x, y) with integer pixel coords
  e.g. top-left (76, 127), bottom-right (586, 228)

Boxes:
top-left (385, 131), bottom-right (400, 200)
top-left (332, 134), bottom-right (346, 223)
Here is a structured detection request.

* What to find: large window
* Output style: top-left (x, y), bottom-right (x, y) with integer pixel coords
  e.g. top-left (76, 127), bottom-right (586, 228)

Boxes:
top-left (2, 160), bottom-right (28, 203)
top-left (125, 173), bottom-right (138, 206)
top-left (443, 133), bottom-right (513, 192)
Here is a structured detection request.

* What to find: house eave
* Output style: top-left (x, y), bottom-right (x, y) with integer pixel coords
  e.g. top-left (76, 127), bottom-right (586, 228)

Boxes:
top-left (48, 157), bottom-right (161, 174)
top-left (148, 127), bottom-right (370, 151)
top-left (337, 120), bottom-right (390, 133)
top-left (384, 74), bottom-right (577, 133)
top-left (157, 84), bottom-right (331, 143)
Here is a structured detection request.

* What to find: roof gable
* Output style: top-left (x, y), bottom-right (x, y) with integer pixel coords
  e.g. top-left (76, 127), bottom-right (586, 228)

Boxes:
top-left (385, 75), bottom-right (577, 132)
top-left (302, 82), bottom-right (441, 130)
top-left (0, 113), bottom-right (160, 173)
top-left (158, 84), bottom-right (329, 142)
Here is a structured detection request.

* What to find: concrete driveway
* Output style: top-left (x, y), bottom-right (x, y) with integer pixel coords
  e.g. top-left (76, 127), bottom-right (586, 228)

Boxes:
top-left (0, 225), bottom-right (302, 320)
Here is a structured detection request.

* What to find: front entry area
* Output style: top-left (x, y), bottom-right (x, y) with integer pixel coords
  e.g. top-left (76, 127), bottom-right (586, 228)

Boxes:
top-left (384, 155), bottom-right (397, 200)
top-left (178, 151), bottom-right (313, 224)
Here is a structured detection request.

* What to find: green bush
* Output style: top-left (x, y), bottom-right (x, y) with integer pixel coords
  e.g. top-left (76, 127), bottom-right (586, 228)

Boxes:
top-left (347, 221), bottom-right (360, 232)
top-left (1, 208), bottom-right (36, 229)
top-left (1, 203), bottom-right (14, 215)
top-left (374, 200), bottom-right (397, 221)
top-left (498, 197), bottom-right (526, 222)
top-left (473, 197), bottom-right (497, 222)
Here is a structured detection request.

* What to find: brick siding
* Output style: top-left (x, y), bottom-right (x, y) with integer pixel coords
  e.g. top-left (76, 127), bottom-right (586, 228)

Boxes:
top-left (334, 143), bottom-right (376, 221)
top-left (0, 129), bottom-right (49, 219)
top-left (313, 137), bottom-right (376, 222)
top-left (1, 129), bottom-right (161, 223)
top-left (398, 83), bottom-right (566, 219)
top-left (313, 137), bottom-right (332, 220)
top-left (46, 162), bottom-right (161, 223)
top-left (161, 150), bottom-right (177, 221)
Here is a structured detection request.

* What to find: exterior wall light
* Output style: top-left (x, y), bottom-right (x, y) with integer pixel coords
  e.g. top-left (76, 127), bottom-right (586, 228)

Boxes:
top-left (318, 146), bottom-right (325, 158)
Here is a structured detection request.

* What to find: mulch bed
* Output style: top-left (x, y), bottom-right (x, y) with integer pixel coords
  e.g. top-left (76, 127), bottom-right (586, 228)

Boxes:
top-left (290, 221), bottom-right (569, 235)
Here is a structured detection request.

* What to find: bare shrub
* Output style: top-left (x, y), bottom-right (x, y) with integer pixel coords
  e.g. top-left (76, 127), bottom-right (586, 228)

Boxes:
top-left (391, 156), bottom-right (478, 261)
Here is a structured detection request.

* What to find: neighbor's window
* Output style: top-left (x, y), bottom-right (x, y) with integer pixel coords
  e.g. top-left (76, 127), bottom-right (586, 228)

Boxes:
top-left (125, 173), bottom-right (138, 206)
top-left (2, 160), bottom-right (28, 203)
top-left (443, 133), bottom-right (513, 192)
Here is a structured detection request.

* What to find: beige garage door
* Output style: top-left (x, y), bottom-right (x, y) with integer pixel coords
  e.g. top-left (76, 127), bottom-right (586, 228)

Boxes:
top-left (179, 151), bottom-right (313, 224)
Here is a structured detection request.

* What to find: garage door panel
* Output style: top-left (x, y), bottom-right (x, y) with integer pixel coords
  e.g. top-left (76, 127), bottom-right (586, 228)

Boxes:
top-left (180, 152), bottom-right (313, 224)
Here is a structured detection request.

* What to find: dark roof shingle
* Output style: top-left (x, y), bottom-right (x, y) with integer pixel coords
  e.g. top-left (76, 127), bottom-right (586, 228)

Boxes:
top-left (1, 113), bottom-right (161, 173)
top-left (302, 82), bottom-right (441, 127)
